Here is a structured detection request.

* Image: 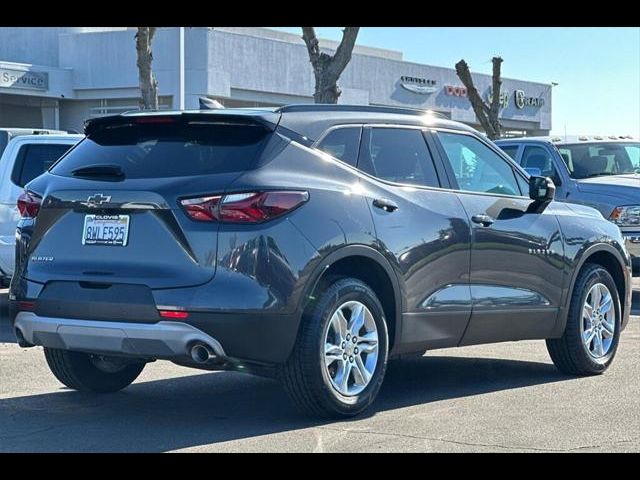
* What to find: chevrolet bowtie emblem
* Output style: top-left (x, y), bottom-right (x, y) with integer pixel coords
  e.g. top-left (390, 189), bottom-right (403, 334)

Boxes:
top-left (86, 194), bottom-right (111, 205)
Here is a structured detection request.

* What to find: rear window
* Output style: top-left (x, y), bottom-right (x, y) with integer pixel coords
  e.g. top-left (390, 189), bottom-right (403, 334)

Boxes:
top-left (50, 123), bottom-right (270, 179)
top-left (13, 143), bottom-right (75, 187)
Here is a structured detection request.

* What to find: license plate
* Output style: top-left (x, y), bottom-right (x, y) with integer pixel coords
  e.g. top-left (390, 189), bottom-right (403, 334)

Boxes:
top-left (82, 215), bottom-right (130, 246)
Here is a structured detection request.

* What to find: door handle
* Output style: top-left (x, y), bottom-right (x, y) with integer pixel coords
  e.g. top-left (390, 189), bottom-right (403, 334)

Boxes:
top-left (372, 198), bottom-right (399, 212)
top-left (471, 214), bottom-right (494, 227)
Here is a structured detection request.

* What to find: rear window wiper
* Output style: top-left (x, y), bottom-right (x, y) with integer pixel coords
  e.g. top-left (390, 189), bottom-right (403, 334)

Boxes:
top-left (70, 164), bottom-right (125, 180)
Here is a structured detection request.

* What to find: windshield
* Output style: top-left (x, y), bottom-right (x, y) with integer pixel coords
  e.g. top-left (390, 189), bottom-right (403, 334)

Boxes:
top-left (557, 142), bottom-right (640, 179)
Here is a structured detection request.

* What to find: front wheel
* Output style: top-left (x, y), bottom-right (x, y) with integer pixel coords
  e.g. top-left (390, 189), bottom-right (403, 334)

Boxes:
top-left (280, 277), bottom-right (389, 418)
top-left (547, 264), bottom-right (621, 375)
top-left (44, 348), bottom-right (145, 393)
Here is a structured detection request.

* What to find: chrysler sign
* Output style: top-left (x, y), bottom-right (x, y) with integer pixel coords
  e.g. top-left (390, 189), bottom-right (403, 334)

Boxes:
top-left (400, 76), bottom-right (437, 94)
top-left (0, 67), bottom-right (49, 91)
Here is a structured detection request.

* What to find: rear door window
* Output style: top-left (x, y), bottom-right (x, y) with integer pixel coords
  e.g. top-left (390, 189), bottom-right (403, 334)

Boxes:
top-left (521, 145), bottom-right (557, 178)
top-left (316, 127), bottom-right (361, 167)
top-left (499, 145), bottom-right (519, 161)
top-left (358, 127), bottom-right (440, 187)
top-left (51, 123), bottom-right (270, 179)
top-left (12, 143), bottom-right (75, 187)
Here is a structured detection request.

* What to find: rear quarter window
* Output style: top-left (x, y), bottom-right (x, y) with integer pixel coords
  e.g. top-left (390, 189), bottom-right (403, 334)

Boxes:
top-left (316, 127), bottom-right (362, 167)
top-left (51, 123), bottom-right (271, 179)
top-left (12, 143), bottom-right (75, 187)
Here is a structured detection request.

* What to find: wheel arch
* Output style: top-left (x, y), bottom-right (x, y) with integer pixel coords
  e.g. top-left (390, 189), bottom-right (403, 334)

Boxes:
top-left (299, 245), bottom-right (403, 352)
top-left (556, 243), bottom-right (629, 335)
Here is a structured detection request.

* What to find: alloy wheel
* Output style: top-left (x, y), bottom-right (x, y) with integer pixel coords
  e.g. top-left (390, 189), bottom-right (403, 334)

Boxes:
top-left (323, 301), bottom-right (379, 396)
top-left (581, 283), bottom-right (616, 359)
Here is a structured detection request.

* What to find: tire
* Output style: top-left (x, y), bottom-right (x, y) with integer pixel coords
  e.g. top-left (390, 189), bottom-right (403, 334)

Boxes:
top-left (546, 263), bottom-right (621, 375)
top-left (280, 277), bottom-right (389, 418)
top-left (44, 348), bottom-right (145, 393)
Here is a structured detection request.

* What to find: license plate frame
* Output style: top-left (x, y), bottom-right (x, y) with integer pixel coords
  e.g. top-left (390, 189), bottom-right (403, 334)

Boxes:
top-left (82, 214), bottom-right (130, 246)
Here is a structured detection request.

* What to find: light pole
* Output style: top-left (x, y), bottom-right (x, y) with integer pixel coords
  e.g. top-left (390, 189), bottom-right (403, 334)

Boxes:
top-left (548, 81), bottom-right (559, 138)
top-left (178, 27), bottom-right (185, 110)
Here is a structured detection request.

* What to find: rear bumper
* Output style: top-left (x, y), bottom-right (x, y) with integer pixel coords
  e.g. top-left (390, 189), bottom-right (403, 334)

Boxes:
top-left (14, 312), bottom-right (226, 360)
top-left (12, 268), bottom-right (307, 364)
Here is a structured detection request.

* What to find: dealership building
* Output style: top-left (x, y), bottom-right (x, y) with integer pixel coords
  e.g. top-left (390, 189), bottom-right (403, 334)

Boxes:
top-left (0, 27), bottom-right (552, 135)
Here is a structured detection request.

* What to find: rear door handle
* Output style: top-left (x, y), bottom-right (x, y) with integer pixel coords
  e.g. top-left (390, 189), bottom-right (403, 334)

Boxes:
top-left (372, 198), bottom-right (398, 212)
top-left (471, 214), bottom-right (494, 227)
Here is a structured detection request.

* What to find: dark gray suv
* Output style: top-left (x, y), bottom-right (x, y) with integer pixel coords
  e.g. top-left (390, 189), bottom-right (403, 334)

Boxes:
top-left (10, 105), bottom-right (632, 418)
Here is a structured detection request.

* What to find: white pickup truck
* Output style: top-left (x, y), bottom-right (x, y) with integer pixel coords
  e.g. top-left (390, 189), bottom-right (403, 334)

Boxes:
top-left (0, 132), bottom-right (83, 284)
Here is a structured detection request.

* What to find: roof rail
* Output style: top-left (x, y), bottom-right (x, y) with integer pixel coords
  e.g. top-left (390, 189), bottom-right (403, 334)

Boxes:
top-left (275, 104), bottom-right (447, 118)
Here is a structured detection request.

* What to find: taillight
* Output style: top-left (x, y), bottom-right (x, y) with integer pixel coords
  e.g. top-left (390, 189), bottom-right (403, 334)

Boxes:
top-left (13, 300), bottom-right (37, 312)
top-left (180, 191), bottom-right (308, 223)
top-left (134, 116), bottom-right (176, 124)
top-left (180, 195), bottom-right (221, 221)
top-left (158, 310), bottom-right (189, 319)
top-left (17, 191), bottom-right (42, 218)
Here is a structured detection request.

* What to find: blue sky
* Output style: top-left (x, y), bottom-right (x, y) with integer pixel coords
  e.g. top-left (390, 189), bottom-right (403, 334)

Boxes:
top-left (273, 27), bottom-right (640, 136)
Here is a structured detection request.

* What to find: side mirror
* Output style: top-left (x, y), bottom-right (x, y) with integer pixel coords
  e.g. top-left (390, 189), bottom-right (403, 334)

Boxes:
top-left (528, 176), bottom-right (555, 213)
top-left (524, 167), bottom-right (542, 177)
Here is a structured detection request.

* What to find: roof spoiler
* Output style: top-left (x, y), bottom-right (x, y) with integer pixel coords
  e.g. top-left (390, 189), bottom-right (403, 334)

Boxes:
top-left (84, 111), bottom-right (281, 136)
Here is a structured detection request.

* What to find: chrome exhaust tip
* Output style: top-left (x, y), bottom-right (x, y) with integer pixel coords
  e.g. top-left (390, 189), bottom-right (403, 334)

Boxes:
top-left (190, 343), bottom-right (215, 364)
top-left (14, 328), bottom-right (34, 348)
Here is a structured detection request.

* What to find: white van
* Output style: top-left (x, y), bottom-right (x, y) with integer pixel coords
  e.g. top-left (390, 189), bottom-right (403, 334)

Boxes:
top-left (0, 133), bottom-right (83, 284)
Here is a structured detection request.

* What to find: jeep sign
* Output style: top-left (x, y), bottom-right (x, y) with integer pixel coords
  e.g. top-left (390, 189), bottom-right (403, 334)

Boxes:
top-left (0, 67), bottom-right (48, 91)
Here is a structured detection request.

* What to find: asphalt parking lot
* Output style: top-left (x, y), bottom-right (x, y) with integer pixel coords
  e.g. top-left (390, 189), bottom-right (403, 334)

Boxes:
top-left (1, 289), bottom-right (638, 452)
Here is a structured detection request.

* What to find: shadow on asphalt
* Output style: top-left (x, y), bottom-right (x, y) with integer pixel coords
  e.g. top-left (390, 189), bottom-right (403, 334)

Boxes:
top-left (0, 290), bottom-right (12, 343)
top-left (0, 354), bottom-right (573, 452)
top-left (1, 290), bottom-right (638, 452)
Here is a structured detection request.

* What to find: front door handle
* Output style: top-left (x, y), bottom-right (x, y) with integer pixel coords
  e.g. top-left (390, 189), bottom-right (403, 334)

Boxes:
top-left (471, 214), bottom-right (494, 227)
top-left (372, 198), bottom-right (399, 212)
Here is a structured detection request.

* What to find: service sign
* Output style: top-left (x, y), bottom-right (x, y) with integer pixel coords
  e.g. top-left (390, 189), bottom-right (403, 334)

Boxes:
top-left (0, 67), bottom-right (49, 91)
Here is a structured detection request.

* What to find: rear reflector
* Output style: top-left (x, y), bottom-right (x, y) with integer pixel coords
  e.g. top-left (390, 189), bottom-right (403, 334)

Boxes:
top-left (17, 191), bottom-right (42, 218)
top-left (158, 310), bottom-right (189, 319)
top-left (180, 191), bottom-right (308, 223)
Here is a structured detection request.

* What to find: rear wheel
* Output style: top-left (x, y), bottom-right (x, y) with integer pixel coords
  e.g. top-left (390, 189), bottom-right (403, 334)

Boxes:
top-left (44, 348), bottom-right (145, 393)
top-left (546, 264), bottom-right (621, 375)
top-left (280, 277), bottom-right (389, 418)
